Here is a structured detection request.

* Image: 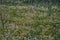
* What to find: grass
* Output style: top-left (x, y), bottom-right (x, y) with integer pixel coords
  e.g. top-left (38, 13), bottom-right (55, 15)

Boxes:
top-left (0, 5), bottom-right (60, 40)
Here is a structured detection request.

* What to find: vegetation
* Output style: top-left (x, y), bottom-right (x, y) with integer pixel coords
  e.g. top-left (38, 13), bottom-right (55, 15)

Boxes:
top-left (0, 0), bottom-right (60, 40)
